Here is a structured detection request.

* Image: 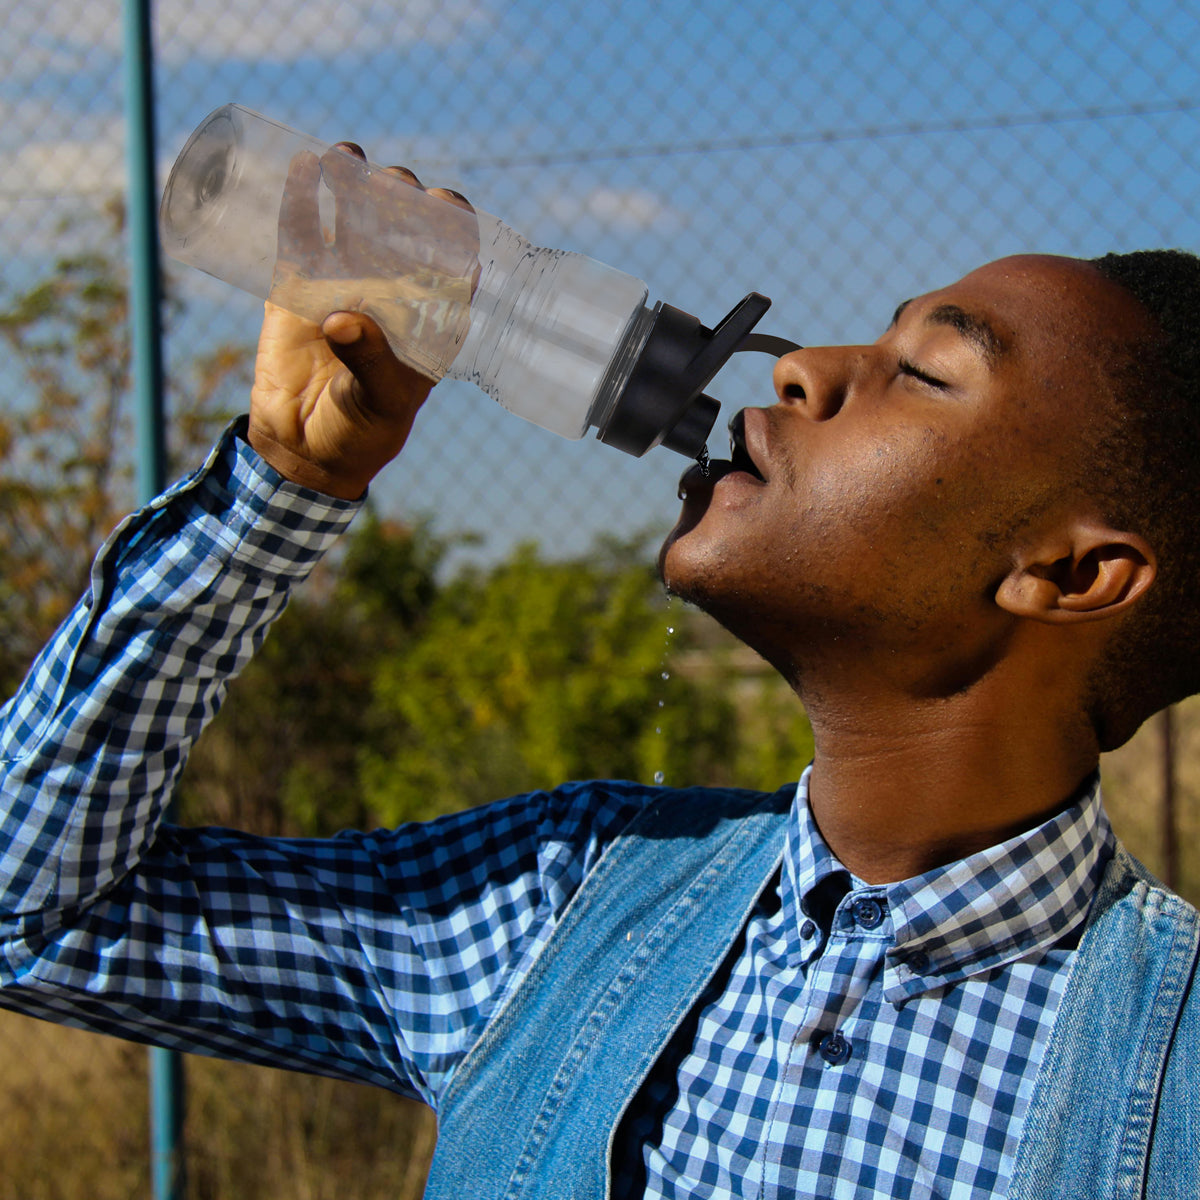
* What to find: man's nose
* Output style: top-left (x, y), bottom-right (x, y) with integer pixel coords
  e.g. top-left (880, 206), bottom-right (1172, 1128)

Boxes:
top-left (772, 346), bottom-right (867, 419)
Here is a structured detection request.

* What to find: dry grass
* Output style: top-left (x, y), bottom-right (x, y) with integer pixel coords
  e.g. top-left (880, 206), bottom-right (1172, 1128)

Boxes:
top-left (0, 1011), bottom-right (435, 1200)
top-left (0, 1015), bottom-right (149, 1200)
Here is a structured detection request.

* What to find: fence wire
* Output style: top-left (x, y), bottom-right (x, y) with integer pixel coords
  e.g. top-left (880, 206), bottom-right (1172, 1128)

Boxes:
top-left (1, 0), bottom-right (1199, 1195)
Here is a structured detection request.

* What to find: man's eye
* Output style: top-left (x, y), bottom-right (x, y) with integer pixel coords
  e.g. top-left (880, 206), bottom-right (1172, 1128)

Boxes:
top-left (898, 358), bottom-right (949, 390)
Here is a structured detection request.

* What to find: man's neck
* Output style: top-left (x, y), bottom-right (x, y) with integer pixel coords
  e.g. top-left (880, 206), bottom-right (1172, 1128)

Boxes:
top-left (800, 684), bottom-right (1100, 885)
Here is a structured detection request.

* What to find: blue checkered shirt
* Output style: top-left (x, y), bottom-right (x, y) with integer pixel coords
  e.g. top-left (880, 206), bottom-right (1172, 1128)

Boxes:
top-left (0, 427), bottom-right (1116, 1197)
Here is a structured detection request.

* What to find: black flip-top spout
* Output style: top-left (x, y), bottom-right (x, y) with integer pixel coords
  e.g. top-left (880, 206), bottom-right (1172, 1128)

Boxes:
top-left (596, 293), bottom-right (801, 458)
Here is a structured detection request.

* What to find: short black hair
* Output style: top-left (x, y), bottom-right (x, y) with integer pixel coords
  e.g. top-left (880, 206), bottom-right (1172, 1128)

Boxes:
top-left (1085, 249), bottom-right (1200, 748)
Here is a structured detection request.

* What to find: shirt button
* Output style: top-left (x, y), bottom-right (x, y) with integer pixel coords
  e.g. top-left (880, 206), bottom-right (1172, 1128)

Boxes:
top-left (852, 897), bottom-right (885, 929)
top-left (907, 949), bottom-right (931, 973)
top-left (817, 1031), bottom-right (852, 1066)
top-left (800, 919), bottom-right (816, 940)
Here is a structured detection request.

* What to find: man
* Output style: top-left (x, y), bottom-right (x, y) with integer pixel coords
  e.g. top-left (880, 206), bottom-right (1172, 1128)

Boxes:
top-left (1, 164), bottom-right (1198, 1196)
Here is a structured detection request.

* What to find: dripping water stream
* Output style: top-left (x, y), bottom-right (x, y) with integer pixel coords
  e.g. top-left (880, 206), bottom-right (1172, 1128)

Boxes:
top-left (651, 602), bottom-right (679, 786)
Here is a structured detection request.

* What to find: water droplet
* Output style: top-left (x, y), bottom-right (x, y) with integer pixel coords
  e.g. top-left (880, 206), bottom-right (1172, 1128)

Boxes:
top-left (654, 770), bottom-right (665, 785)
top-left (655, 726), bottom-right (661, 735)
top-left (666, 626), bottom-right (674, 635)
top-left (661, 671), bottom-right (670, 681)
top-left (657, 699), bottom-right (664, 708)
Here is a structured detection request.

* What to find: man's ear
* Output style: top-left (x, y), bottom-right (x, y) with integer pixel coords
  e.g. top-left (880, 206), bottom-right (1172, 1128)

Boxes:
top-left (995, 522), bottom-right (1157, 623)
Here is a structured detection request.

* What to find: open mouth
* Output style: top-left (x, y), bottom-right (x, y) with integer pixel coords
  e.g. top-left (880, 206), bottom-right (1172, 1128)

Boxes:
top-left (726, 410), bottom-right (766, 481)
top-left (677, 409), bottom-right (766, 499)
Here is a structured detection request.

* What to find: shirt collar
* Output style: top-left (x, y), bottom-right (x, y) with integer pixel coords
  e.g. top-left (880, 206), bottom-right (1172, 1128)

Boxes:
top-left (783, 766), bottom-right (1116, 1004)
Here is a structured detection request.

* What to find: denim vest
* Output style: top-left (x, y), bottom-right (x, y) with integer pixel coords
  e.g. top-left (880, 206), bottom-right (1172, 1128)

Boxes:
top-left (426, 785), bottom-right (1200, 1200)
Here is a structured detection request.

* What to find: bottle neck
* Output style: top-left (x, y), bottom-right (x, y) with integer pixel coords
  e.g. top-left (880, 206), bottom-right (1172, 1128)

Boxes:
top-left (449, 219), bottom-right (651, 441)
top-left (585, 303), bottom-right (658, 432)
top-left (450, 215), bottom-right (543, 398)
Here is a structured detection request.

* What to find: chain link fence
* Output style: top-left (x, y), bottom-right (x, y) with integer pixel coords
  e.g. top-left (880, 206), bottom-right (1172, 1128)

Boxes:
top-left (1, 0), bottom-right (1199, 1194)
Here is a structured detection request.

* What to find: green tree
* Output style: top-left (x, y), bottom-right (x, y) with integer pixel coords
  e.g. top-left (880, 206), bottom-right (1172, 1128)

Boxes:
top-left (358, 534), bottom-right (805, 827)
top-left (0, 204), bottom-right (817, 1200)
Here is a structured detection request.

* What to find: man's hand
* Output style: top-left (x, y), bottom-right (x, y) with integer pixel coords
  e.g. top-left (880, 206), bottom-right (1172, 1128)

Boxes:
top-left (248, 301), bottom-right (432, 500)
top-left (248, 144), bottom-right (478, 500)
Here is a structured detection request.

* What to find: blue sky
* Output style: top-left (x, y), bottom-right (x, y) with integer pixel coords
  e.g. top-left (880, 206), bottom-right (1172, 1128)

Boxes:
top-left (2, 0), bottom-right (1198, 561)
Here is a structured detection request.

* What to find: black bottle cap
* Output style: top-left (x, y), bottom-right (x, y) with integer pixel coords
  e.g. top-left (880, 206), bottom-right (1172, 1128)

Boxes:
top-left (597, 293), bottom-right (773, 458)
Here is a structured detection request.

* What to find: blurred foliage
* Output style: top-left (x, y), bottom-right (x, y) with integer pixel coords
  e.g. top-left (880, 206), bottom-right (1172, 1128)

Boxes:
top-left (179, 519), bottom-right (815, 836)
top-left (0, 212), bottom-right (814, 834)
top-left (0, 219), bottom-right (813, 1200)
top-left (4, 484), bottom-right (813, 1200)
top-left (183, 1054), bottom-right (436, 1200)
top-left (176, 511), bottom-right (456, 835)
top-left (359, 534), bottom-right (732, 823)
top-left (0, 203), bottom-right (248, 695)
top-left (0, 1017), bottom-right (150, 1200)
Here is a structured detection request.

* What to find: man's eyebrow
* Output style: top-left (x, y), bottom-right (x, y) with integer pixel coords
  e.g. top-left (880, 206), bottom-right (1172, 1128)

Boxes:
top-left (888, 298), bottom-right (1006, 367)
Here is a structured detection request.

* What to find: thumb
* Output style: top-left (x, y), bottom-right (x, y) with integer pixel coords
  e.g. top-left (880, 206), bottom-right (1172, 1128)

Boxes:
top-left (321, 310), bottom-right (433, 420)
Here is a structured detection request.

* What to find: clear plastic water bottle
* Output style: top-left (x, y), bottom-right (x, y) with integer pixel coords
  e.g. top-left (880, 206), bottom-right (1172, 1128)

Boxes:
top-left (160, 104), bottom-right (790, 458)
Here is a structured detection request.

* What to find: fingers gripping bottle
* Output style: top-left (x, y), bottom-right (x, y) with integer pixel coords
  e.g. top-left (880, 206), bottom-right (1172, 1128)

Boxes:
top-left (160, 104), bottom-right (794, 458)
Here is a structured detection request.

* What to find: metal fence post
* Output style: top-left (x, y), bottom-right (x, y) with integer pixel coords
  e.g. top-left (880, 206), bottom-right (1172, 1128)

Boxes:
top-left (124, 0), bottom-right (166, 504)
top-left (123, 0), bottom-right (184, 1196)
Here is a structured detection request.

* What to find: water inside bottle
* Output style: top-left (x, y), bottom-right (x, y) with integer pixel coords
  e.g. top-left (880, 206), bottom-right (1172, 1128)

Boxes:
top-left (270, 268), bottom-right (475, 381)
top-left (266, 152), bottom-right (479, 381)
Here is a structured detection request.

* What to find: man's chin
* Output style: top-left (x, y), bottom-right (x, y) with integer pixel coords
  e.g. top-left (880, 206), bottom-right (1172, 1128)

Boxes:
top-left (656, 527), bottom-right (800, 678)
top-left (656, 521), bottom-right (702, 599)
top-left (656, 528), bottom-right (731, 619)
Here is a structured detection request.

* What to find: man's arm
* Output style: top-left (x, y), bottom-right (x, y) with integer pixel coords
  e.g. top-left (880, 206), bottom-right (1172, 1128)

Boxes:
top-left (0, 425), bottom-right (646, 1097)
top-left (248, 302), bottom-right (434, 500)
top-left (0, 290), bottom-right (650, 1101)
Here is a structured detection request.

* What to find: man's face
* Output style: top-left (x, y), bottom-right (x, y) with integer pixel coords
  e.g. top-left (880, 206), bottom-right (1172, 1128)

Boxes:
top-left (658, 254), bottom-right (1151, 680)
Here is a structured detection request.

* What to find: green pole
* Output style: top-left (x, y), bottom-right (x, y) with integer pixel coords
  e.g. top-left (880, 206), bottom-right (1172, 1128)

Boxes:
top-left (122, 2), bottom-right (184, 1197)
top-left (124, 0), bottom-right (165, 502)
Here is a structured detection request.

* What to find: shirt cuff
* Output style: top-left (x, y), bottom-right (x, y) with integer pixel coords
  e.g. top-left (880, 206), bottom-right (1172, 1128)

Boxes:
top-left (109, 416), bottom-right (363, 586)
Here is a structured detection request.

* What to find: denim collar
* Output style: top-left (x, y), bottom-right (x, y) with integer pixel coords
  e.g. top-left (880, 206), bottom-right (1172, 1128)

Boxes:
top-left (783, 766), bottom-right (1116, 1004)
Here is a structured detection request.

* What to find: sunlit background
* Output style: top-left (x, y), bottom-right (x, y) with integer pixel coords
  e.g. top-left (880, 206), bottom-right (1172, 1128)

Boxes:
top-left (1, 1), bottom-right (1199, 1195)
